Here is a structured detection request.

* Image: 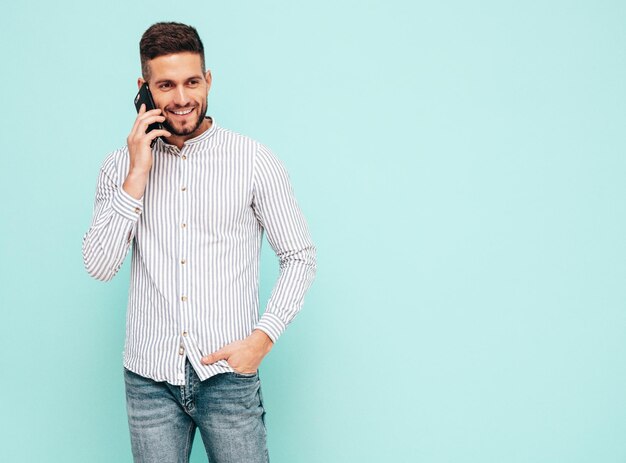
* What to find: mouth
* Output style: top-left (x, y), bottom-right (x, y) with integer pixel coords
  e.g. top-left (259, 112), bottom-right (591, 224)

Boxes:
top-left (168, 107), bottom-right (195, 117)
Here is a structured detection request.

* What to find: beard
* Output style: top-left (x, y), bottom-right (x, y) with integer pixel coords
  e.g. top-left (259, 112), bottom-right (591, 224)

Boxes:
top-left (162, 100), bottom-right (208, 136)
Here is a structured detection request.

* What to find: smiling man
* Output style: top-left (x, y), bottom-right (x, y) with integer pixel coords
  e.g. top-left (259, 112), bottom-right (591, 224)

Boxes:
top-left (82, 22), bottom-right (316, 463)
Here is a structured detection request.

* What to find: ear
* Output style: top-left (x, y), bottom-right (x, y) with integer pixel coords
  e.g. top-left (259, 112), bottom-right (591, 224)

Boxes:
top-left (205, 70), bottom-right (212, 92)
top-left (137, 77), bottom-right (145, 89)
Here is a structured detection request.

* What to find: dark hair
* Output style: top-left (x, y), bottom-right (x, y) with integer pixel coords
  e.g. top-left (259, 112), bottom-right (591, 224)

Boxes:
top-left (139, 22), bottom-right (205, 81)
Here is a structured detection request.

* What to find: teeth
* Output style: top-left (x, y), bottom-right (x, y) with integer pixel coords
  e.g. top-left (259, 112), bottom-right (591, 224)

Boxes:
top-left (172, 108), bottom-right (193, 115)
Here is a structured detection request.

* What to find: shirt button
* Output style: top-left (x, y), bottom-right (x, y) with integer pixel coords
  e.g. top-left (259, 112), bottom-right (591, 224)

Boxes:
top-left (181, 223), bottom-right (187, 228)
top-left (182, 331), bottom-right (188, 337)
top-left (182, 155), bottom-right (187, 160)
top-left (134, 207), bottom-right (141, 214)
top-left (181, 296), bottom-right (187, 302)
top-left (181, 186), bottom-right (187, 191)
top-left (181, 259), bottom-right (186, 264)
top-left (179, 346), bottom-right (185, 355)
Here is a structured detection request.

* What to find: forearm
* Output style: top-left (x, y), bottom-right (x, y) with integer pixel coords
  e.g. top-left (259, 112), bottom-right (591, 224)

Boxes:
top-left (84, 104), bottom-right (162, 280)
top-left (249, 329), bottom-right (274, 355)
top-left (122, 169), bottom-right (150, 200)
top-left (83, 170), bottom-right (143, 281)
top-left (255, 244), bottom-right (317, 341)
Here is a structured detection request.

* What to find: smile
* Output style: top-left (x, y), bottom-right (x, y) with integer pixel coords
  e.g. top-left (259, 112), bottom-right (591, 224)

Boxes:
top-left (170, 108), bottom-right (194, 115)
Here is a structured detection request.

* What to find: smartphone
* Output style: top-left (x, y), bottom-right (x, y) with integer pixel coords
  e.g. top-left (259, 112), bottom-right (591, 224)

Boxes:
top-left (134, 83), bottom-right (164, 147)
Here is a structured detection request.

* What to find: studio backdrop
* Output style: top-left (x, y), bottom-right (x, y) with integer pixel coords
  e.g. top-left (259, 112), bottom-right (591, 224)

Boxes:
top-left (1, 1), bottom-right (625, 462)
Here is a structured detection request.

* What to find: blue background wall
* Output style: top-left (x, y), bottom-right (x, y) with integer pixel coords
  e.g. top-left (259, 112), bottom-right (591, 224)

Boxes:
top-left (1, 1), bottom-right (625, 461)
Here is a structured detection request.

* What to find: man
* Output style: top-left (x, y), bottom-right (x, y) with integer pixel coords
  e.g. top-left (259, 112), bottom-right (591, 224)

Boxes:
top-left (82, 22), bottom-right (316, 463)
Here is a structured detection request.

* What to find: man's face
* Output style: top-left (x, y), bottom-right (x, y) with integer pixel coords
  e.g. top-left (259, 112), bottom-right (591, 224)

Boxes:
top-left (141, 52), bottom-right (211, 138)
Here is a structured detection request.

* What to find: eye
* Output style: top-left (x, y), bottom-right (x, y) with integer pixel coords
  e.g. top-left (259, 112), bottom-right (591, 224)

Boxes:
top-left (158, 82), bottom-right (172, 90)
top-left (188, 79), bottom-right (200, 87)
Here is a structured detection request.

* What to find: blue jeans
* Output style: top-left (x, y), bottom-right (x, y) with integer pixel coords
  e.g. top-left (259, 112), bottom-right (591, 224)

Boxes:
top-left (124, 360), bottom-right (269, 463)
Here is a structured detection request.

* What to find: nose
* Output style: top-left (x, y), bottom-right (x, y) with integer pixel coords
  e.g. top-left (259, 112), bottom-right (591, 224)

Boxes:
top-left (173, 85), bottom-right (191, 106)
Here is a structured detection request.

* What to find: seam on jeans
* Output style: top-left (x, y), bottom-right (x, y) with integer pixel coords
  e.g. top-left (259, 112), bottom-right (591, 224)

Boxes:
top-left (180, 385), bottom-right (187, 409)
top-left (183, 421), bottom-right (195, 463)
top-left (258, 383), bottom-right (267, 428)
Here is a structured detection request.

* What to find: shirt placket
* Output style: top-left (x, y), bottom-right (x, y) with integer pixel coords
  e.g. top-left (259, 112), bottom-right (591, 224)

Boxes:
top-left (177, 147), bottom-right (191, 383)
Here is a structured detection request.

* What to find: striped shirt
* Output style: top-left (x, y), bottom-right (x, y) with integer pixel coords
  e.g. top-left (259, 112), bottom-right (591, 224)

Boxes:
top-left (82, 119), bottom-right (316, 385)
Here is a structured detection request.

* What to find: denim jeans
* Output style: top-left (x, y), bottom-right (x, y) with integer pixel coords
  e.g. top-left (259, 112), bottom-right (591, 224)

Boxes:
top-left (124, 360), bottom-right (269, 463)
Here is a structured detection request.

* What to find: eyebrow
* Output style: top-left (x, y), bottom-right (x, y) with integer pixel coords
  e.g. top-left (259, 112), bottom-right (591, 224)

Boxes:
top-left (154, 75), bottom-right (204, 85)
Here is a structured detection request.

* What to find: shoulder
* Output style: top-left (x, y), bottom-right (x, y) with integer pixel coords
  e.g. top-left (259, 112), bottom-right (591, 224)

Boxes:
top-left (211, 124), bottom-right (283, 167)
top-left (212, 124), bottom-right (265, 153)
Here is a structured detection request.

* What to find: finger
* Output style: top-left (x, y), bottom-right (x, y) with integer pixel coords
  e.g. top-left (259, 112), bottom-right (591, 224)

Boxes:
top-left (137, 112), bottom-right (165, 127)
top-left (201, 349), bottom-right (228, 365)
top-left (130, 104), bottom-right (147, 133)
top-left (133, 115), bottom-right (166, 138)
top-left (139, 108), bottom-right (163, 118)
top-left (131, 108), bottom-right (162, 134)
top-left (137, 114), bottom-right (166, 130)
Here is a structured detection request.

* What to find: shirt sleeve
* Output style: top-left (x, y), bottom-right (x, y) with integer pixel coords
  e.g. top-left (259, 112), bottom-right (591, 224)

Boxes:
top-left (251, 144), bottom-right (317, 342)
top-left (82, 155), bottom-right (144, 282)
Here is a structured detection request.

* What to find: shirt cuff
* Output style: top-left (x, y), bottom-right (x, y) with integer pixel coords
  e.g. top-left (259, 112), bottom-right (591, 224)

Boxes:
top-left (254, 312), bottom-right (287, 343)
top-left (112, 186), bottom-right (144, 221)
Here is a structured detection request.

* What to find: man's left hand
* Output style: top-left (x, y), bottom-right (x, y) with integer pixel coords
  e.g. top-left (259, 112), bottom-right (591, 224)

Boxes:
top-left (201, 329), bottom-right (274, 374)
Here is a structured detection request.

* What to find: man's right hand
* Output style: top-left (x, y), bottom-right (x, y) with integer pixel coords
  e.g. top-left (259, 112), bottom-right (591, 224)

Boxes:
top-left (123, 104), bottom-right (171, 200)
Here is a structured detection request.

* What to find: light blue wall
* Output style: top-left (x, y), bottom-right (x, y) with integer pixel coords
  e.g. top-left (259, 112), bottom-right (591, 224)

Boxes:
top-left (1, 1), bottom-right (625, 462)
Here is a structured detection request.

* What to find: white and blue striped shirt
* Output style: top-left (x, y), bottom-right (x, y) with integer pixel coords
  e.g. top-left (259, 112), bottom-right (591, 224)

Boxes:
top-left (82, 119), bottom-right (316, 385)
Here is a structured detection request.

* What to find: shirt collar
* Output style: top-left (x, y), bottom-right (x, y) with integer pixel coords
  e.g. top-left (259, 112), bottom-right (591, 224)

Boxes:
top-left (182, 116), bottom-right (216, 145)
top-left (159, 116), bottom-right (217, 151)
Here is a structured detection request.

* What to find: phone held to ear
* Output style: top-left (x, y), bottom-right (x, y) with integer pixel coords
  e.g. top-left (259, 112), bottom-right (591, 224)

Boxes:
top-left (134, 83), bottom-right (164, 148)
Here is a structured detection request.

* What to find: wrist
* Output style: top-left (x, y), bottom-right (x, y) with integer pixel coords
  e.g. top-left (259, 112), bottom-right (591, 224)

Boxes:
top-left (249, 329), bottom-right (274, 355)
top-left (123, 170), bottom-right (149, 200)
top-left (127, 167), bottom-right (150, 178)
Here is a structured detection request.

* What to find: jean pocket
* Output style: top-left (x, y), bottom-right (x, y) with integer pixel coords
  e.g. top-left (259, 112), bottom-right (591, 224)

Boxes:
top-left (231, 370), bottom-right (258, 379)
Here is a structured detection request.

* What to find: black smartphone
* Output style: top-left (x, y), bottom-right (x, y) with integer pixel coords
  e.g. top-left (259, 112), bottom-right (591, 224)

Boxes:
top-left (134, 83), bottom-right (164, 147)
